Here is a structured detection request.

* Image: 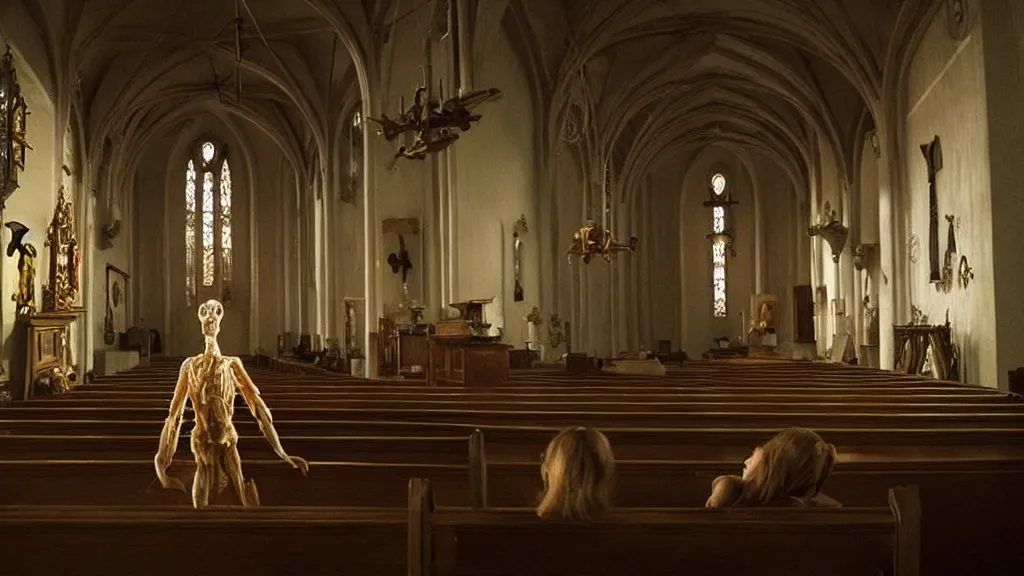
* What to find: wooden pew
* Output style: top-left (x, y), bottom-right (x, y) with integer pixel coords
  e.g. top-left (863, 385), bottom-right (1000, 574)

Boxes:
top-left (4, 423), bottom-right (1023, 461)
top-left (2, 453), bottom-right (1021, 512)
top-left (409, 478), bottom-right (921, 576)
top-left (25, 396), bottom-right (1024, 412)
top-left (31, 388), bottom-right (1017, 404)
top-left (0, 481), bottom-right (921, 576)
top-left (0, 434), bottom-right (471, 463)
top-left (5, 405), bottom-right (1024, 429)
top-left (0, 505), bottom-right (407, 576)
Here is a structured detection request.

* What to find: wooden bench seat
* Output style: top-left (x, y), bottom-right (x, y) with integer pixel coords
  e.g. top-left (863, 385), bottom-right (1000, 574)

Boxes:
top-left (412, 479), bottom-right (920, 576)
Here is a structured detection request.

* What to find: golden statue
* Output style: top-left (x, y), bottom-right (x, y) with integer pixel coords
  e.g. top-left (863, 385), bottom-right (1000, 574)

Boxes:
top-left (155, 299), bottom-right (309, 508)
top-left (6, 221), bottom-right (36, 315)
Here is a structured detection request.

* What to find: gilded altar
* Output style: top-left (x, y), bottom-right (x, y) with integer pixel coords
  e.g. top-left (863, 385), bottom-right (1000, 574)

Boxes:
top-left (41, 186), bottom-right (80, 312)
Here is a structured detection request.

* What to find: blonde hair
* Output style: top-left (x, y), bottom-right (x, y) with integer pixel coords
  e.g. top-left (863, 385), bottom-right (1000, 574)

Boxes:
top-left (537, 427), bottom-right (616, 521)
top-left (737, 427), bottom-right (837, 506)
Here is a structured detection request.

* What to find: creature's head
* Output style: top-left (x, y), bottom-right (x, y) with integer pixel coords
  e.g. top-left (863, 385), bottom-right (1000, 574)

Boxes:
top-left (197, 299), bottom-right (225, 340)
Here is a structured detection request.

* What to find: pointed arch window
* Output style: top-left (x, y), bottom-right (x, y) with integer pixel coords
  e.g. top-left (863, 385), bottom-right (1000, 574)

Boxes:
top-left (346, 107), bottom-right (363, 203)
top-left (184, 140), bottom-right (233, 306)
top-left (705, 172), bottom-right (733, 318)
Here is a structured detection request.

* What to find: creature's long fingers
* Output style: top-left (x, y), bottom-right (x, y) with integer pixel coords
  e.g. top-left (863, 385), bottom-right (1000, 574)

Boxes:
top-left (287, 456), bottom-right (310, 476)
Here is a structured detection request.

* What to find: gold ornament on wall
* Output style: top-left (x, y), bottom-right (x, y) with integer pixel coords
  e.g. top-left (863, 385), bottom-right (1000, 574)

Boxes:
top-left (958, 255), bottom-right (974, 289)
top-left (0, 45), bottom-right (31, 208)
top-left (808, 201), bottom-right (849, 263)
top-left (41, 186), bottom-right (81, 312)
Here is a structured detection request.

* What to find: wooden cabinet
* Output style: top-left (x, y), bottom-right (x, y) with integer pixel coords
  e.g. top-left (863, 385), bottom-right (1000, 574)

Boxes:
top-left (20, 310), bottom-right (81, 400)
top-left (793, 285), bottom-right (815, 342)
top-left (429, 339), bottom-right (510, 387)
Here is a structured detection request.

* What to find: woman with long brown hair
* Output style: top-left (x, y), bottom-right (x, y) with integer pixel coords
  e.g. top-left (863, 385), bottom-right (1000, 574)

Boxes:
top-left (537, 426), bottom-right (616, 521)
top-left (706, 427), bottom-right (839, 508)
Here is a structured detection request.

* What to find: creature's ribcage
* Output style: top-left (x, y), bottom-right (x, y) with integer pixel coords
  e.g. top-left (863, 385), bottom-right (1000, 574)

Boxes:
top-left (189, 359), bottom-right (237, 444)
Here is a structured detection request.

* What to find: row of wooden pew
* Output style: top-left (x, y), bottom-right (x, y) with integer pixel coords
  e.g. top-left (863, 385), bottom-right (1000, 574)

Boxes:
top-left (0, 355), bottom-right (1020, 574)
top-left (0, 478), bottom-right (920, 576)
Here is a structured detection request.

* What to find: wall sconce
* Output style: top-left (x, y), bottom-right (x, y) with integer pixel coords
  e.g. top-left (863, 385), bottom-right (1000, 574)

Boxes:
top-left (869, 131), bottom-right (881, 159)
top-left (706, 231), bottom-right (737, 257)
top-left (808, 201), bottom-right (849, 263)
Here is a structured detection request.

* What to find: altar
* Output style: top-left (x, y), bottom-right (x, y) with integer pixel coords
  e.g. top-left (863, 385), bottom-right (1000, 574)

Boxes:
top-left (428, 338), bottom-right (511, 387)
top-left (427, 299), bottom-right (510, 387)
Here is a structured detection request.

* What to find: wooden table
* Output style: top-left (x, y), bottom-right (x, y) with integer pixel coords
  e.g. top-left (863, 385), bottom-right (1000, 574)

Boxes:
top-left (428, 338), bottom-right (510, 387)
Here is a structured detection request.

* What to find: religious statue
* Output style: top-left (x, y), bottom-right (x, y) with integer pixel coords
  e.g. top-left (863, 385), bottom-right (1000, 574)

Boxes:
top-left (862, 295), bottom-right (879, 346)
top-left (549, 313), bottom-right (565, 348)
top-left (155, 299), bottom-right (309, 508)
top-left (6, 221), bottom-right (36, 315)
top-left (513, 215), bottom-right (527, 301)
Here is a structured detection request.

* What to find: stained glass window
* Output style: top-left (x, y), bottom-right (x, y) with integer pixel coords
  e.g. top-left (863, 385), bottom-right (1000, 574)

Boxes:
top-left (711, 176), bottom-right (727, 318)
top-left (220, 160), bottom-right (233, 285)
top-left (202, 171), bottom-right (215, 286)
top-left (185, 160), bottom-right (197, 305)
top-left (186, 141), bottom-right (234, 299)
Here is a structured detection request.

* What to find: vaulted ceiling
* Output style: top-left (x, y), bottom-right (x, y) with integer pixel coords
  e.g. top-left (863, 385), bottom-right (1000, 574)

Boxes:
top-left (511, 0), bottom-right (908, 197)
top-left (12, 0), bottom-right (925, 199)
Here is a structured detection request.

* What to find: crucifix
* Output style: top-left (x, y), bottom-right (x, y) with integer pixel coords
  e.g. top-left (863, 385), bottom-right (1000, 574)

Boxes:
top-left (920, 136), bottom-right (942, 282)
top-left (387, 234), bottom-right (413, 285)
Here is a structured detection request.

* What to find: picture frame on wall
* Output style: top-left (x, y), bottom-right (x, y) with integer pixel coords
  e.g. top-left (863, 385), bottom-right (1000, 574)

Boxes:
top-left (105, 264), bottom-right (130, 336)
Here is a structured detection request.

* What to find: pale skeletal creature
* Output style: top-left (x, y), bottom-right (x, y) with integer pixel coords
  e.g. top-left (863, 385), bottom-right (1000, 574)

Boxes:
top-left (154, 299), bottom-right (309, 508)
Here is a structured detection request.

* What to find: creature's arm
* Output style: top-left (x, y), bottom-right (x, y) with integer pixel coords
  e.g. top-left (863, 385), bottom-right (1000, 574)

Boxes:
top-left (232, 357), bottom-right (309, 474)
top-left (154, 359), bottom-right (190, 490)
top-left (705, 475), bottom-right (743, 508)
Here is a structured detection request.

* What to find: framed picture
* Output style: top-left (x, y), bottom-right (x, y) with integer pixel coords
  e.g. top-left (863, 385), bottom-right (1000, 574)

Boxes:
top-left (105, 264), bottom-right (130, 335)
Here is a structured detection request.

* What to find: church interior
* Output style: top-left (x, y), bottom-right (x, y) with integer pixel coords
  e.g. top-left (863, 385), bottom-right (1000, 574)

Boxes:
top-left (0, 0), bottom-right (1022, 574)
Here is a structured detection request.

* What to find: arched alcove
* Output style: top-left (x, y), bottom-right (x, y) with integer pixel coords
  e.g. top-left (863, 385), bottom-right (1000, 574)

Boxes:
top-left (677, 149), bottom-right (755, 356)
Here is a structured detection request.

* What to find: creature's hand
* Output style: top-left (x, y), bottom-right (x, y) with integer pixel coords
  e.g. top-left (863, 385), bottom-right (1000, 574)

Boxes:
top-left (155, 459), bottom-right (187, 493)
top-left (285, 455), bottom-right (310, 476)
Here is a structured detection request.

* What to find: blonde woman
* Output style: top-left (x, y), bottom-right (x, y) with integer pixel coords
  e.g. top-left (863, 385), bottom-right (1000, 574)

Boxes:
top-left (706, 427), bottom-right (839, 508)
top-left (537, 427), bottom-right (616, 521)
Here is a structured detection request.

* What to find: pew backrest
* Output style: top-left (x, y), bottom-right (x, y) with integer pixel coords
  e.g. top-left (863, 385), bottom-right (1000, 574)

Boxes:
top-left (408, 479), bottom-right (921, 576)
top-left (0, 505), bottom-right (408, 576)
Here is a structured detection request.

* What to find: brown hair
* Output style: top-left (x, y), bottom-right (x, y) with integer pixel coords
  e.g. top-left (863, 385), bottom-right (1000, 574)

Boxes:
top-left (737, 427), bottom-right (837, 506)
top-left (537, 426), bottom-right (616, 521)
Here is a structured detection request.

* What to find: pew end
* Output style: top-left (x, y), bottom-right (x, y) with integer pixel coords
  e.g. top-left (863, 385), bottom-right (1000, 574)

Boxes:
top-left (889, 484), bottom-right (921, 576)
